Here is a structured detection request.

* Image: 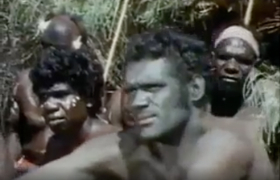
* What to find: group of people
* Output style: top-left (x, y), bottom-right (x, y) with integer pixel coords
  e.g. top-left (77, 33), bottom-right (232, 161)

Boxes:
top-left (0, 11), bottom-right (278, 180)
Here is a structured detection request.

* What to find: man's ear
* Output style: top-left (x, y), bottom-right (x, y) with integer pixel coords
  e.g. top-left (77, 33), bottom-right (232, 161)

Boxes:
top-left (188, 74), bottom-right (206, 102)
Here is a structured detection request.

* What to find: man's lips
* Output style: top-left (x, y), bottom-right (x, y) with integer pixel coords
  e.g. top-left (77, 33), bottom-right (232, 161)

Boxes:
top-left (46, 116), bottom-right (66, 126)
top-left (221, 76), bottom-right (239, 83)
top-left (124, 115), bottom-right (155, 127)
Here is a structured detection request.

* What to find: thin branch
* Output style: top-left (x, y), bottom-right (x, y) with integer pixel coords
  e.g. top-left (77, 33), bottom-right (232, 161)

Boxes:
top-left (244, 0), bottom-right (254, 26)
top-left (103, 0), bottom-right (130, 82)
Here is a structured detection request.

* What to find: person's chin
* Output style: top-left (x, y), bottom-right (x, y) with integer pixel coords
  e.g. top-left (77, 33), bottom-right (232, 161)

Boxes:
top-left (47, 120), bottom-right (68, 134)
top-left (140, 126), bottom-right (162, 141)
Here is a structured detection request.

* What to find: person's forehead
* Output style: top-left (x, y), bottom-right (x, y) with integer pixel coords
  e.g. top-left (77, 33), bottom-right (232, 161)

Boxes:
top-left (215, 38), bottom-right (255, 53)
top-left (125, 58), bottom-right (171, 84)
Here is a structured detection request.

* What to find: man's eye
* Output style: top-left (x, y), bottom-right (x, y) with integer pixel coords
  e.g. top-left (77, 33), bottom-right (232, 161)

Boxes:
top-left (217, 55), bottom-right (229, 60)
top-left (38, 94), bottom-right (48, 102)
top-left (144, 84), bottom-right (164, 92)
top-left (238, 58), bottom-right (254, 66)
top-left (148, 86), bottom-right (161, 92)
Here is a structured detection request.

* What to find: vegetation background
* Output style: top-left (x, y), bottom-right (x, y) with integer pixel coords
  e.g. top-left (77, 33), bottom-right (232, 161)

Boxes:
top-left (0, 0), bottom-right (279, 150)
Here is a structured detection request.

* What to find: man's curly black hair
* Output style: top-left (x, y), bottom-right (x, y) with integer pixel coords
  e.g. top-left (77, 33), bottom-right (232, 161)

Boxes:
top-left (30, 47), bottom-right (104, 115)
top-left (124, 28), bottom-right (209, 82)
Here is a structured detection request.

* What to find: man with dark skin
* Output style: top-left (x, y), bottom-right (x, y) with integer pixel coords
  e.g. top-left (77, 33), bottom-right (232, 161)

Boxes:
top-left (27, 47), bottom-right (119, 165)
top-left (202, 25), bottom-right (262, 116)
top-left (15, 29), bottom-right (270, 180)
top-left (180, 25), bottom-right (276, 180)
top-left (15, 29), bottom-right (207, 180)
top-left (120, 28), bottom-right (276, 180)
top-left (8, 12), bottom-right (91, 172)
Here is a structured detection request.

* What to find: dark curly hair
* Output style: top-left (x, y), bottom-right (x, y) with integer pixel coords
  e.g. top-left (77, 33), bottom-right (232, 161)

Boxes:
top-left (30, 47), bottom-right (104, 115)
top-left (124, 28), bottom-right (209, 83)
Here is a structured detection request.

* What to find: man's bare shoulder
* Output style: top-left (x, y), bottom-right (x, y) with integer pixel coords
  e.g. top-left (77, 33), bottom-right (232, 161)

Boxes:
top-left (69, 132), bottom-right (127, 177)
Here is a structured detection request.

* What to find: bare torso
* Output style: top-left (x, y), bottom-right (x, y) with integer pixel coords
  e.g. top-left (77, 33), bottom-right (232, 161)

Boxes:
top-left (179, 106), bottom-right (276, 180)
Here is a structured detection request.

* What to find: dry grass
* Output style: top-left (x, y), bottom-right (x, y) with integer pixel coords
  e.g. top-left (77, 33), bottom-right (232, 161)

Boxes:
top-left (244, 67), bottom-right (280, 149)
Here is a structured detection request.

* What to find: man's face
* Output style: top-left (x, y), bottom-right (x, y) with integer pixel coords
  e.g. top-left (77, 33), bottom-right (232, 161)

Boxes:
top-left (212, 37), bottom-right (258, 94)
top-left (123, 58), bottom-right (190, 141)
top-left (38, 83), bottom-right (88, 134)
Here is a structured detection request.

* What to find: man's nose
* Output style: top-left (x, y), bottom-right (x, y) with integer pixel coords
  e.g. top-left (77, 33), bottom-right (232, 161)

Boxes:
top-left (223, 59), bottom-right (240, 76)
top-left (130, 90), bottom-right (149, 110)
top-left (43, 98), bottom-right (59, 113)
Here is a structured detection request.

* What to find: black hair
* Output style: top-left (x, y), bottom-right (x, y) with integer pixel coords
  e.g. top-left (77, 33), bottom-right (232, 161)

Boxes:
top-left (124, 28), bottom-right (209, 83)
top-left (30, 47), bottom-right (104, 114)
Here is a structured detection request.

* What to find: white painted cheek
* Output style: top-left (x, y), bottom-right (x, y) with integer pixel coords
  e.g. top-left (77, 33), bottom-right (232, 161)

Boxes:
top-left (70, 96), bottom-right (81, 108)
top-left (72, 36), bottom-right (82, 49)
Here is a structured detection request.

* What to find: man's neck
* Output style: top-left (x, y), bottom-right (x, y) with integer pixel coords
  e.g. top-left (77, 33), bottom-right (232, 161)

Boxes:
top-left (55, 117), bottom-right (94, 148)
top-left (209, 90), bottom-right (244, 117)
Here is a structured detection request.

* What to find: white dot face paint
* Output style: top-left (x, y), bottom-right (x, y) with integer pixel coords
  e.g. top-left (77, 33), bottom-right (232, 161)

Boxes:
top-left (214, 26), bottom-right (259, 57)
top-left (71, 95), bottom-right (81, 108)
top-left (225, 39), bottom-right (246, 55)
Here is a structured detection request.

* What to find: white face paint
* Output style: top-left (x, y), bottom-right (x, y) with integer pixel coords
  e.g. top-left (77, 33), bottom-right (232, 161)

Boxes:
top-left (225, 39), bottom-right (246, 55)
top-left (71, 96), bottom-right (81, 108)
top-left (214, 26), bottom-right (260, 57)
top-left (72, 36), bottom-right (82, 49)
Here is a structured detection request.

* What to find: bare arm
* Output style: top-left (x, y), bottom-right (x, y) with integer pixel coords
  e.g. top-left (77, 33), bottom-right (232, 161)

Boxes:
top-left (16, 133), bottom-right (127, 180)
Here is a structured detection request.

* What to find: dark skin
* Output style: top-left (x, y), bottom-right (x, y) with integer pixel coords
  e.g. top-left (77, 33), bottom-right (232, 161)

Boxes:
top-left (8, 12), bottom-right (89, 172)
top-left (15, 132), bottom-right (126, 180)
top-left (180, 36), bottom-right (275, 179)
top-left (6, 69), bottom-right (51, 175)
top-left (14, 57), bottom-right (191, 180)
top-left (14, 57), bottom-right (270, 180)
top-left (180, 107), bottom-right (275, 180)
top-left (38, 83), bottom-right (119, 164)
top-left (207, 37), bottom-right (260, 116)
top-left (15, 32), bottom-right (274, 180)
top-left (121, 57), bottom-right (276, 180)
top-left (120, 57), bottom-right (194, 180)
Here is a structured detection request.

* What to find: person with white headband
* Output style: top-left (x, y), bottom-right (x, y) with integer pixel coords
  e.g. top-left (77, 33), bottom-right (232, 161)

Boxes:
top-left (203, 25), bottom-right (263, 117)
top-left (182, 25), bottom-right (276, 180)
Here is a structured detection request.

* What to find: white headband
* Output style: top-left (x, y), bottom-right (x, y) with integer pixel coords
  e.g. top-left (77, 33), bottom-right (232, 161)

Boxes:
top-left (214, 26), bottom-right (259, 56)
